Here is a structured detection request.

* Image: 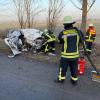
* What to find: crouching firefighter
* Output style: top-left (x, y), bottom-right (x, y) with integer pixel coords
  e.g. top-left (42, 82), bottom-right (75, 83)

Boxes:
top-left (55, 16), bottom-right (84, 85)
top-left (85, 23), bottom-right (96, 55)
top-left (42, 29), bottom-right (56, 55)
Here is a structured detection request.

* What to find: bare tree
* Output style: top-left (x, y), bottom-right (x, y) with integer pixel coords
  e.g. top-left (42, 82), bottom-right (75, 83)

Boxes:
top-left (47, 0), bottom-right (65, 31)
top-left (70, 0), bottom-right (96, 33)
top-left (24, 0), bottom-right (44, 28)
top-left (12, 0), bottom-right (44, 28)
top-left (81, 0), bottom-right (88, 33)
top-left (12, 0), bottom-right (25, 28)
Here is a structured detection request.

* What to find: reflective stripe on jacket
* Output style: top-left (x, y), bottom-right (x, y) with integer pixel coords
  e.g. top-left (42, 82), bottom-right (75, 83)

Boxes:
top-left (85, 28), bottom-right (96, 42)
top-left (58, 29), bottom-right (79, 59)
top-left (43, 32), bottom-right (56, 42)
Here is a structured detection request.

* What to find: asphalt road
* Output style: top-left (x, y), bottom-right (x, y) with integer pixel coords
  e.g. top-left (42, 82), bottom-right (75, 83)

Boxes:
top-left (0, 53), bottom-right (100, 100)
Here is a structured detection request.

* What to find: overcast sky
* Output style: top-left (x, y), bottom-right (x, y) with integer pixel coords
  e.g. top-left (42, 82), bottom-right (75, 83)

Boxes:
top-left (0, 0), bottom-right (100, 22)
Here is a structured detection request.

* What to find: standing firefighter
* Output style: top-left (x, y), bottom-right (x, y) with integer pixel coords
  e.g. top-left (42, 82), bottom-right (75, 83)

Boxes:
top-left (85, 23), bottom-right (96, 55)
top-left (55, 16), bottom-right (84, 85)
top-left (42, 29), bottom-right (56, 55)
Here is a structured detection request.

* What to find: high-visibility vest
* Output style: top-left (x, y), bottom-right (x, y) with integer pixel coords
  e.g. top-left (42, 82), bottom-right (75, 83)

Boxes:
top-left (85, 28), bottom-right (96, 42)
top-left (43, 32), bottom-right (56, 42)
top-left (61, 29), bottom-right (79, 59)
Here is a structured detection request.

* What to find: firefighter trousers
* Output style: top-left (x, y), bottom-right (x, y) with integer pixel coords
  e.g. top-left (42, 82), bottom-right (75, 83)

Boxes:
top-left (85, 41), bottom-right (93, 54)
top-left (58, 57), bottom-right (78, 81)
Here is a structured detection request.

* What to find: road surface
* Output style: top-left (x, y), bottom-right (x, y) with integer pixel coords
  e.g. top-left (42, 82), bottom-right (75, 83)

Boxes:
top-left (0, 53), bottom-right (100, 100)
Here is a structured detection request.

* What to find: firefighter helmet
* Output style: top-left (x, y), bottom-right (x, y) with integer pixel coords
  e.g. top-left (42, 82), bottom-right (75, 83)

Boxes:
top-left (44, 29), bottom-right (48, 33)
top-left (63, 16), bottom-right (75, 24)
top-left (89, 23), bottom-right (94, 27)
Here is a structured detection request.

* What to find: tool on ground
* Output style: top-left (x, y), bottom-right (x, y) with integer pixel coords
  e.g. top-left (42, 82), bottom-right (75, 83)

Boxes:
top-left (77, 29), bottom-right (100, 82)
top-left (91, 71), bottom-right (100, 82)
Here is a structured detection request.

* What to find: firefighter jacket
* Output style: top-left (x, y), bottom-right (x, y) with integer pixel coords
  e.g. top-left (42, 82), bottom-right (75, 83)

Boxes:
top-left (85, 27), bottom-right (96, 42)
top-left (58, 27), bottom-right (84, 59)
top-left (42, 30), bottom-right (56, 43)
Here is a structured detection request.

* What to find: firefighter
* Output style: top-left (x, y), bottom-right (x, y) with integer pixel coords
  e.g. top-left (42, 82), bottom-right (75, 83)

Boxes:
top-left (42, 29), bottom-right (56, 55)
top-left (55, 16), bottom-right (84, 85)
top-left (85, 23), bottom-right (96, 55)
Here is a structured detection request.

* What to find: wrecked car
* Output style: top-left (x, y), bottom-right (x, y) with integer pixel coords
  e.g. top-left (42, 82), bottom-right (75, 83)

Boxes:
top-left (4, 29), bottom-right (44, 58)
